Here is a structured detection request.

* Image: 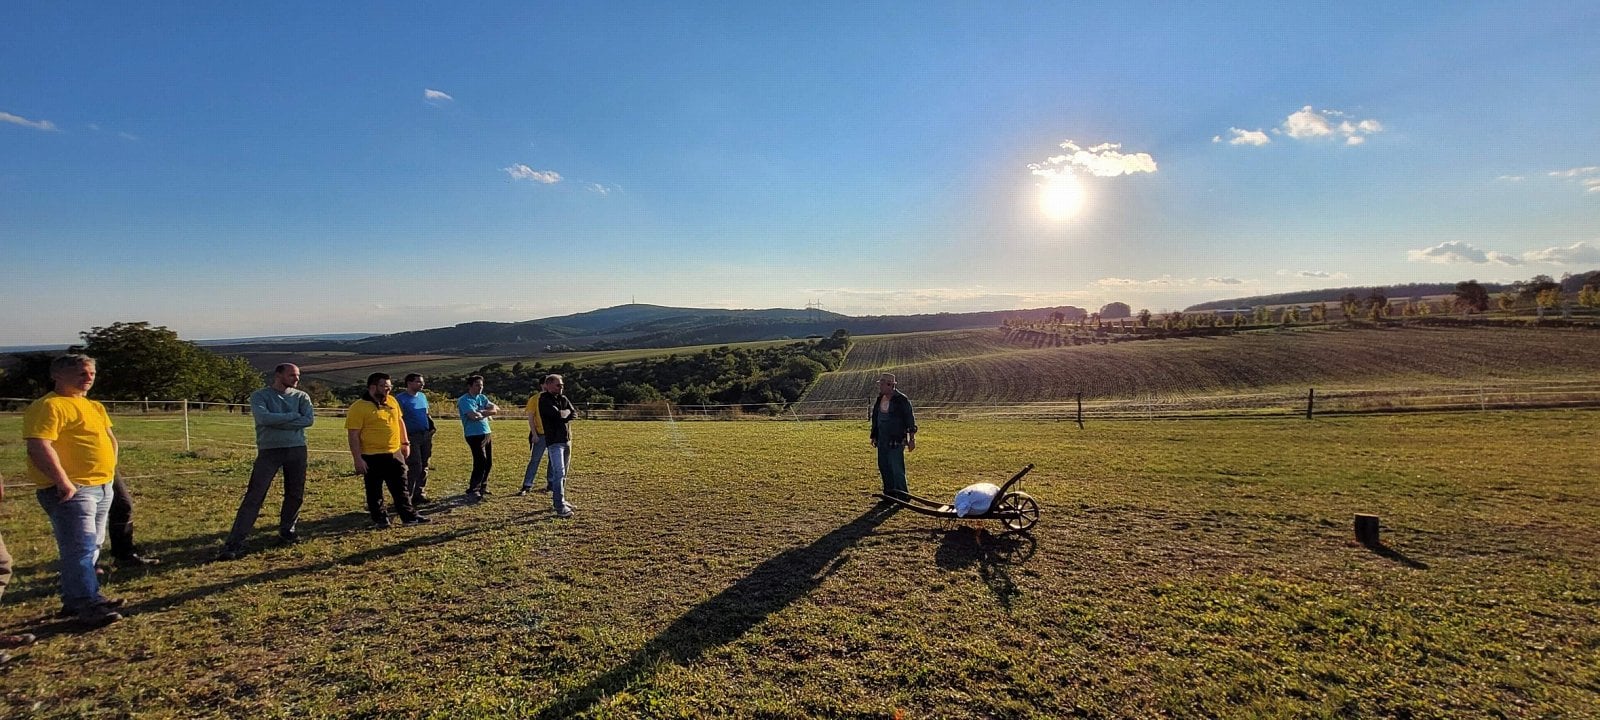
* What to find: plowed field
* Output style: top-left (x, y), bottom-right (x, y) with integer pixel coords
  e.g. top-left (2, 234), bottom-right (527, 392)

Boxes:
top-left (804, 326), bottom-right (1600, 404)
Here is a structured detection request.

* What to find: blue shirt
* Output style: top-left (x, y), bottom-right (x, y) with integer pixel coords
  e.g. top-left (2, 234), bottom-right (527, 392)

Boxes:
top-left (458, 393), bottom-right (493, 437)
top-left (396, 390), bottom-right (431, 433)
top-left (250, 387), bottom-right (314, 449)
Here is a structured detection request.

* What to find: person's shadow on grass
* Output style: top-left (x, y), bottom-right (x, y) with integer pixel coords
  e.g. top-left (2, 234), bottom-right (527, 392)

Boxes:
top-left (534, 502), bottom-right (900, 719)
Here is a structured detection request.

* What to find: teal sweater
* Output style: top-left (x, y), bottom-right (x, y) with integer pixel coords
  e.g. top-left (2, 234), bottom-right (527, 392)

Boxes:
top-left (250, 387), bottom-right (314, 449)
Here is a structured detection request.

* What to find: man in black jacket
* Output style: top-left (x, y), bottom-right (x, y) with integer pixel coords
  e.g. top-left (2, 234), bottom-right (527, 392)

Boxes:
top-left (869, 373), bottom-right (917, 497)
top-left (537, 374), bottom-right (578, 518)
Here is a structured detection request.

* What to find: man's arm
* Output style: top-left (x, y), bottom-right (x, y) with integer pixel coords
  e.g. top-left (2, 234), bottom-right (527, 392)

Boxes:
top-left (347, 429), bottom-right (368, 475)
top-left (25, 438), bottom-right (77, 500)
top-left (251, 392), bottom-right (307, 429)
top-left (459, 396), bottom-right (483, 420)
top-left (288, 395), bottom-right (315, 429)
top-left (901, 397), bottom-right (917, 451)
top-left (396, 423), bottom-right (411, 463)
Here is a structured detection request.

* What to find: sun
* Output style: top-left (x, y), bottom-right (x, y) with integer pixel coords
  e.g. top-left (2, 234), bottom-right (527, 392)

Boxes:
top-left (1039, 174), bottom-right (1086, 221)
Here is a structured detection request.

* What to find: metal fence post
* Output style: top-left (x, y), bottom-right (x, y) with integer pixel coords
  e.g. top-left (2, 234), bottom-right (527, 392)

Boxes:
top-left (183, 399), bottom-right (191, 452)
top-left (1306, 388), bottom-right (1315, 420)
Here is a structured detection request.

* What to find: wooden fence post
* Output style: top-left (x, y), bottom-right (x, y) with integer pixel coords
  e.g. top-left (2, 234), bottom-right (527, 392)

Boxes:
top-left (1076, 391), bottom-right (1084, 430)
top-left (1306, 388), bottom-right (1315, 419)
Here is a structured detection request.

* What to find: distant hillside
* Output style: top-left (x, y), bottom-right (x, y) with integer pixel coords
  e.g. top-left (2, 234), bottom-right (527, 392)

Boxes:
top-left (1184, 283), bottom-right (1512, 312)
top-left (210, 303), bottom-right (1089, 356)
top-left (803, 326), bottom-right (1600, 405)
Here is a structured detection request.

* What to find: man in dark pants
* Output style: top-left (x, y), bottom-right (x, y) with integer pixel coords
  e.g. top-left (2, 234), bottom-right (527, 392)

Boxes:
top-left (217, 363), bottom-right (314, 560)
top-left (346, 373), bottom-right (429, 528)
top-left (396, 373), bottom-right (435, 505)
top-left (107, 472), bottom-right (160, 567)
top-left (869, 373), bottom-right (917, 497)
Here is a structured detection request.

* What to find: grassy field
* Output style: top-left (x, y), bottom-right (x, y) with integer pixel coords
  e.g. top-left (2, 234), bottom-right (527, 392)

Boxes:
top-left (0, 409), bottom-right (1595, 717)
top-left (804, 325), bottom-right (1600, 405)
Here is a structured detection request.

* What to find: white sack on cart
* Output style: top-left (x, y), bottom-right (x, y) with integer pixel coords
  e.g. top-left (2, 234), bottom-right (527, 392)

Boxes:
top-left (954, 483), bottom-right (1001, 517)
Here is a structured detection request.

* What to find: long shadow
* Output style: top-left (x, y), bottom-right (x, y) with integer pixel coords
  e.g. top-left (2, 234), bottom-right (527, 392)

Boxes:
top-left (933, 527), bottom-right (1037, 610)
top-left (4, 513), bottom-right (535, 641)
top-left (535, 503), bottom-right (899, 719)
top-left (1361, 539), bottom-right (1429, 570)
top-left (3, 493), bottom-right (487, 603)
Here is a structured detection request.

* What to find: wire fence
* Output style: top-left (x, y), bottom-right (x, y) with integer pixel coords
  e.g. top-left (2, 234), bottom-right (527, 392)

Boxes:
top-left (6, 380), bottom-right (1598, 430)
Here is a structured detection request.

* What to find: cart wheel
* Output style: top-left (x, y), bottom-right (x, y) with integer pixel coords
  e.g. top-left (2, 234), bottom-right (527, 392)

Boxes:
top-left (998, 491), bottom-right (1040, 533)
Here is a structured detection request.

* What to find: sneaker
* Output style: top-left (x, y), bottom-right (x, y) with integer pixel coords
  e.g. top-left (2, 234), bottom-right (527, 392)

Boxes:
top-left (277, 532), bottom-right (299, 546)
top-left (214, 548), bottom-right (241, 562)
top-left (371, 518), bottom-right (393, 529)
top-left (0, 633), bottom-right (36, 649)
top-left (116, 553), bottom-right (162, 567)
top-left (516, 487), bottom-right (530, 496)
top-left (465, 490), bottom-right (482, 502)
top-left (413, 495), bottom-right (433, 505)
top-left (402, 514), bottom-right (432, 525)
top-left (555, 509), bottom-right (574, 518)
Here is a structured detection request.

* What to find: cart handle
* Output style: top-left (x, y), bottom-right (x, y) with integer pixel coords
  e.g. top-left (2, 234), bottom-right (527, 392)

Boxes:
top-left (996, 464), bottom-right (1034, 495)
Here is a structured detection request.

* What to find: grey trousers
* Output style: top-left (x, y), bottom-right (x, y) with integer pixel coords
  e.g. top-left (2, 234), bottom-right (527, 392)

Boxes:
top-left (406, 428), bottom-right (434, 500)
top-left (224, 446), bottom-right (308, 550)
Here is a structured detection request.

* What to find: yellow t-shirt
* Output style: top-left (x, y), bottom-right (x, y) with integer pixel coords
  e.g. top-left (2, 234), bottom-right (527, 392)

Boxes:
top-left (23, 392), bottom-right (117, 488)
top-left (345, 396), bottom-right (404, 454)
top-left (525, 396), bottom-right (545, 435)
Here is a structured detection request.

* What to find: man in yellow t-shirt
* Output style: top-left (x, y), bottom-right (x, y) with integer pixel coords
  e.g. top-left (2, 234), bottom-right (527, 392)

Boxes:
top-left (345, 372), bottom-right (428, 528)
top-left (23, 354), bottom-right (124, 626)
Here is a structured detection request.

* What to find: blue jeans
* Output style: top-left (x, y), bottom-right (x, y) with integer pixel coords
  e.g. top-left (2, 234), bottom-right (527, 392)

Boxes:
top-left (522, 434), bottom-right (548, 490)
top-left (547, 442), bottom-right (572, 512)
top-left (877, 444), bottom-right (908, 497)
top-left (36, 483), bottom-right (114, 611)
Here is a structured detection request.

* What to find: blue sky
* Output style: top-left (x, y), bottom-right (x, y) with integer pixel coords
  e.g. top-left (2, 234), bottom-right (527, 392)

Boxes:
top-left (3, 2), bottom-right (1598, 344)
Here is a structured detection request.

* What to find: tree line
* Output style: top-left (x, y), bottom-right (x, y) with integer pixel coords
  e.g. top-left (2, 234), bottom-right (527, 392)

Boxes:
top-left (0, 322), bottom-right (259, 402)
top-left (338, 330), bottom-right (854, 413)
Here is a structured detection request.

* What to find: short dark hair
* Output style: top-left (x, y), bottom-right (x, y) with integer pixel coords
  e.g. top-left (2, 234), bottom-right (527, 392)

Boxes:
top-left (273, 363), bottom-right (296, 375)
top-left (365, 372), bottom-right (391, 387)
top-left (402, 373), bottom-right (423, 384)
top-left (51, 354), bottom-right (96, 376)
top-left (466, 374), bottom-right (485, 385)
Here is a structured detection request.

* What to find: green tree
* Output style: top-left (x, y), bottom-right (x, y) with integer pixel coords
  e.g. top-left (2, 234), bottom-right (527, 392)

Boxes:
top-left (73, 321), bottom-right (261, 402)
top-left (1453, 280), bottom-right (1490, 314)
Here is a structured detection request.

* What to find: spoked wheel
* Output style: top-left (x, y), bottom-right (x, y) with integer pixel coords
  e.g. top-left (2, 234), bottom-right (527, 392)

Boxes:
top-left (997, 491), bottom-right (1040, 534)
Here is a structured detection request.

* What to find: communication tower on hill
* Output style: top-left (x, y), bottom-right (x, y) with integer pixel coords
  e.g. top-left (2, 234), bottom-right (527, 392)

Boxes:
top-left (805, 299), bottom-right (827, 323)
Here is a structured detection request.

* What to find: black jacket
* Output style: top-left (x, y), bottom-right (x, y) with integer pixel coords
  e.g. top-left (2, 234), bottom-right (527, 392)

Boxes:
top-left (538, 392), bottom-right (576, 444)
top-left (868, 389), bottom-right (917, 445)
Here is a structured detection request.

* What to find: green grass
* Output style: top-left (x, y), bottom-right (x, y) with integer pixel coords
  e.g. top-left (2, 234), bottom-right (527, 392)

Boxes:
top-left (1, 411), bottom-right (1596, 717)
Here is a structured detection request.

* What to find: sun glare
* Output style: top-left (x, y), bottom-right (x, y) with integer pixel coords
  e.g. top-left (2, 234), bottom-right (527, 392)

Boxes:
top-left (1039, 174), bottom-right (1086, 221)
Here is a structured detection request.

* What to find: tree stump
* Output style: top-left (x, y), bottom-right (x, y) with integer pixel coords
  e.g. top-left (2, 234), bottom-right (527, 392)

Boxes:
top-left (1354, 514), bottom-right (1381, 546)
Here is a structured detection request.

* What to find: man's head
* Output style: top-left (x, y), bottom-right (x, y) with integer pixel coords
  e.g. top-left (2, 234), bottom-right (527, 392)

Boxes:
top-left (542, 374), bottom-right (564, 394)
top-left (273, 363), bottom-right (301, 390)
top-left (403, 373), bottom-right (425, 392)
top-left (466, 375), bottom-right (484, 395)
top-left (51, 354), bottom-right (96, 396)
top-left (366, 372), bottom-right (393, 402)
top-left (877, 373), bottom-right (897, 396)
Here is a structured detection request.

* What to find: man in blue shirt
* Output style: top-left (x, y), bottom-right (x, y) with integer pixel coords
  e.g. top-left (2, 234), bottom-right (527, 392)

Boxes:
top-left (458, 375), bottom-right (499, 500)
top-left (396, 373), bottom-right (435, 505)
top-left (218, 363), bottom-right (314, 560)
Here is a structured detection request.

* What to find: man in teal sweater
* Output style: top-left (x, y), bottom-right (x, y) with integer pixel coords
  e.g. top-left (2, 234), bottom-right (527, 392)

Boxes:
top-left (217, 363), bottom-right (315, 560)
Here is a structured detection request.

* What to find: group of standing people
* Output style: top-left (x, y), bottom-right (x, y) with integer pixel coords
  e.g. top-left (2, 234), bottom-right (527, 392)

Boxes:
top-left (7, 356), bottom-right (920, 647)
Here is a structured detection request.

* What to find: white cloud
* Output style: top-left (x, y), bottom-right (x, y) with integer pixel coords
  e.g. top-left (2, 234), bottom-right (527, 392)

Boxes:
top-left (1206, 277), bottom-right (1245, 285)
top-left (424, 88), bottom-right (454, 102)
top-left (1548, 166), bottom-right (1599, 178)
top-left (1406, 241), bottom-right (1521, 265)
top-left (1279, 106), bottom-right (1382, 144)
top-left (1028, 139), bottom-right (1157, 179)
top-left (1522, 241), bottom-right (1600, 265)
top-left (1586, 179), bottom-right (1600, 193)
top-left (0, 111), bottom-right (59, 131)
top-left (118, 132), bottom-right (139, 141)
top-left (587, 183), bottom-right (613, 195)
top-left (1497, 175), bottom-right (1525, 182)
top-left (1092, 275), bottom-right (1191, 288)
top-left (1218, 128), bottom-right (1270, 147)
top-left (1273, 270), bottom-right (1351, 279)
top-left (503, 164), bottom-right (561, 184)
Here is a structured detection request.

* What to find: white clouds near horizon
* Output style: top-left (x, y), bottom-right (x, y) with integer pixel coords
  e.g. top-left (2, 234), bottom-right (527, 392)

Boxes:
top-left (1, 110), bottom-right (58, 131)
top-left (1401, 239), bottom-right (1600, 266)
top-left (1276, 269), bottom-right (1351, 280)
top-left (1213, 128), bottom-right (1270, 146)
top-left (423, 88), bottom-right (454, 102)
top-left (503, 164), bottom-right (561, 183)
top-left (1029, 140), bottom-right (1157, 179)
top-left (1522, 242), bottom-right (1600, 265)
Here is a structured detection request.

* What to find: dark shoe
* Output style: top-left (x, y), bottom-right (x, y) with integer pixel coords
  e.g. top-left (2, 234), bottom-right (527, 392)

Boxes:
top-left (116, 553), bottom-right (161, 567)
top-left (73, 606), bottom-right (123, 628)
top-left (214, 548), bottom-right (241, 562)
top-left (516, 488), bottom-right (530, 496)
top-left (541, 486), bottom-right (552, 493)
top-left (466, 491), bottom-right (483, 502)
top-left (402, 514), bottom-right (432, 526)
top-left (413, 495), bottom-right (433, 505)
top-left (277, 532), bottom-right (299, 546)
top-left (371, 518), bottom-right (393, 529)
top-left (0, 634), bottom-right (36, 649)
